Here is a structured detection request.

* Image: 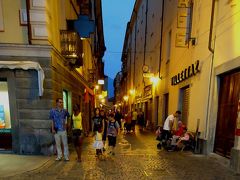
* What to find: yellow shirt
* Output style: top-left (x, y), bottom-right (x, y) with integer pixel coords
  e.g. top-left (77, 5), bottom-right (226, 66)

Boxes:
top-left (72, 112), bottom-right (83, 130)
top-left (132, 111), bottom-right (138, 120)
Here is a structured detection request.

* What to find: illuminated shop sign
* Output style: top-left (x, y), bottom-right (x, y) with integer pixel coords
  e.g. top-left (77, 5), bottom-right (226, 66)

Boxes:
top-left (171, 60), bottom-right (200, 85)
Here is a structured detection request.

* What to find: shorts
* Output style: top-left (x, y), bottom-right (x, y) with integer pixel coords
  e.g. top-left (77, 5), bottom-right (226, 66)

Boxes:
top-left (72, 129), bottom-right (82, 146)
top-left (108, 135), bottom-right (117, 147)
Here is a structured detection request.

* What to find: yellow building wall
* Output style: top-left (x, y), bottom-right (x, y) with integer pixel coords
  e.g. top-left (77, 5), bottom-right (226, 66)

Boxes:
top-left (0, 0), bottom-right (28, 43)
top-left (187, 0), bottom-right (213, 135)
top-left (46, 0), bottom-right (78, 51)
top-left (161, 0), bottom-right (214, 136)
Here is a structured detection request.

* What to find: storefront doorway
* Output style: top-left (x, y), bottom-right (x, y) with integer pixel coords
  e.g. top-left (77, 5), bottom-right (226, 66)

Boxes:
top-left (155, 96), bottom-right (159, 126)
top-left (214, 70), bottom-right (240, 158)
top-left (179, 85), bottom-right (190, 125)
top-left (0, 79), bottom-right (12, 150)
top-left (163, 93), bottom-right (169, 122)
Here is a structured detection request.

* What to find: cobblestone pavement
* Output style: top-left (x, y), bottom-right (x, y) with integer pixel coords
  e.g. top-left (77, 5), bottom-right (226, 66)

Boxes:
top-left (4, 129), bottom-right (240, 180)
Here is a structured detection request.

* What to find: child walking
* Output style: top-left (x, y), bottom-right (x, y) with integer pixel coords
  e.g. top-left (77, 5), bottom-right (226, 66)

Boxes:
top-left (107, 113), bottom-right (120, 155)
top-left (93, 128), bottom-right (104, 157)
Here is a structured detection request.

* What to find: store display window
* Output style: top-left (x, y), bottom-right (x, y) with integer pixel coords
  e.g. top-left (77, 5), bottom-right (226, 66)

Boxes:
top-left (0, 80), bottom-right (11, 129)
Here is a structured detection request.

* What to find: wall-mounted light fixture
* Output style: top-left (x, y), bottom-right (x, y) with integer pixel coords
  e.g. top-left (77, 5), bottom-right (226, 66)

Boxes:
top-left (129, 89), bottom-right (135, 95)
top-left (98, 79), bottom-right (104, 85)
top-left (123, 95), bottom-right (129, 102)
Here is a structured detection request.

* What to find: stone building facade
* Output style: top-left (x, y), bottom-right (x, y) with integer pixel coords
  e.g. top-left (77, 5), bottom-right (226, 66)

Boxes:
top-left (0, 0), bottom-right (105, 155)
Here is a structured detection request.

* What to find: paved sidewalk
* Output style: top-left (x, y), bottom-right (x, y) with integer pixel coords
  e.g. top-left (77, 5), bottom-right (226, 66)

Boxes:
top-left (1, 129), bottom-right (240, 179)
top-left (0, 153), bottom-right (51, 178)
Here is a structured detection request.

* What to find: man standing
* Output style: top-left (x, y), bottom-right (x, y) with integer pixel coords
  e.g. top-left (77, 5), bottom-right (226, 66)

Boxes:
top-left (162, 111), bottom-right (181, 141)
top-left (50, 98), bottom-right (70, 161)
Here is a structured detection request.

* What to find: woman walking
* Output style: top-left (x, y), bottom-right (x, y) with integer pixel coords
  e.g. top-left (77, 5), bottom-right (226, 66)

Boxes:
top-left (71, 104), bottom-right (84, 162)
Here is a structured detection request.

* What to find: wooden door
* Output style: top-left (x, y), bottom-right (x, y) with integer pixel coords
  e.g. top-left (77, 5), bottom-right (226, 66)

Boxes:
top-left (214, 71), bottom-right (240, 157)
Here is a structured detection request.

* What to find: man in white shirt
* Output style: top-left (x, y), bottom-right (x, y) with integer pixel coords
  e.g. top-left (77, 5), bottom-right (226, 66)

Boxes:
top-left (162, 111), bottom-right (181, 141)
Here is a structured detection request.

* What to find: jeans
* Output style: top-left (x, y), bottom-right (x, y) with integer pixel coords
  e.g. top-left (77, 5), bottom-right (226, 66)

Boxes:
top-left (54, 130), bottom-right (69, 159)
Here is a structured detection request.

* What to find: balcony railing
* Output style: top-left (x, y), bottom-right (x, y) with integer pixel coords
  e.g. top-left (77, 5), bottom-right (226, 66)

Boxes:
top-left (60, 30), bottom-right (83, 68)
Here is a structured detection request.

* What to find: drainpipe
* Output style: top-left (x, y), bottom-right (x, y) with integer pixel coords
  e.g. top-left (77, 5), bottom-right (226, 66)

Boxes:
top-left (208, 0), bottom-right (215, 53)
top-left (158, 0), bottom-right (164, 79)
top-left (26, 0), bottom-right (32, 44)
top-left (205, 0), bottom-right (216, 140)
top-left (133, 10), bottom-right (137, 91)
top-left (143, 0), bottom-right (149, 88)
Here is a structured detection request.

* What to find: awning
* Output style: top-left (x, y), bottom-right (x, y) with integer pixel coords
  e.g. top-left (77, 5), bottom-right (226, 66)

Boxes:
top-left (0, 61), bottom-right (44, 96)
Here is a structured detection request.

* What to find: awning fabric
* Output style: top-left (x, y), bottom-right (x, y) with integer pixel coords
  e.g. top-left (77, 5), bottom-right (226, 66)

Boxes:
top-left (0, 61), bottom-right (44, 96)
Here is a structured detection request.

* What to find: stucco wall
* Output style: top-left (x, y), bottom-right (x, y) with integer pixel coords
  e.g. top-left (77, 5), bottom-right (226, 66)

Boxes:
top-left (0, 0), bottom-right (28, 43)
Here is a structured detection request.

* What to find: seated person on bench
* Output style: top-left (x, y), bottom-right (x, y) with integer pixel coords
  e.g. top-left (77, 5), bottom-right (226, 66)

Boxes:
top-left (176, 127), bottom-right (190, 149)
top-left (170, 121), bottom-right (185, 146)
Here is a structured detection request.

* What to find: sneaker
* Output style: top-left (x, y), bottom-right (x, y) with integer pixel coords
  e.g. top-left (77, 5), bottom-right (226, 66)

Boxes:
top-left (64, 157), bottom-right (69, 161)
top-left (55, 157), bottom-right (62, 161)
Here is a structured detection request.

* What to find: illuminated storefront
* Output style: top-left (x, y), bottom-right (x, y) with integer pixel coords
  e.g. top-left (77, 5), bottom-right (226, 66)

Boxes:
top-left (0, 79), bottom-right (11, 150)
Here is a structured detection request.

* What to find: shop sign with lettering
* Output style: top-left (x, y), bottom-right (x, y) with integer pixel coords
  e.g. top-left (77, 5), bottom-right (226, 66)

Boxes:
top-left (144, 85), bottom-right (152, 97)
top-left (171, 60), bottom-right (200, 85)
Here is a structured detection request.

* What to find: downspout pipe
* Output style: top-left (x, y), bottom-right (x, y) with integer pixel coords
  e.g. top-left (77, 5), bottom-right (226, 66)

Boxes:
top-left (133, 10), bottom-right (137, 89)
top-left (26, 0), bottom-right (32, 44)
top-left (159, 0), bottom-right (164, 78)
top-left (205, 0), bottom-right (216, 140)
top-left (143, 0), bottom-right (149, 86)
top-left (208, 0), bottom-right (215, 53)
top-left (143, 0), bottom-right (149, 66)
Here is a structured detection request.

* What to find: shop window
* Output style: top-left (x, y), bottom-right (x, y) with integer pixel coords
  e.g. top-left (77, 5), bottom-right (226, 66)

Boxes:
top-left (63, 90), bottom-right (72, 114)
top-left (0, 80), bottom-right (11, 129)
top-left (63, 90), bottom-right (68, 110)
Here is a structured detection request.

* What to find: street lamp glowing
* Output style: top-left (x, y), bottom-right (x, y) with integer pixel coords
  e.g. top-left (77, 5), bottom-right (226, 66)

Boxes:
top-left (123, 95), bottom-right (129, 101)
top-left (99, 94), bottom-right (103, 99)
top-left (98, 79), bottom-right (104, 85)
top-left (95, 85), bottom-right (99, 90)
top-left (129, 89), bottom-right (135, 95)
top-left (150, 76), bottom-right (160, 85)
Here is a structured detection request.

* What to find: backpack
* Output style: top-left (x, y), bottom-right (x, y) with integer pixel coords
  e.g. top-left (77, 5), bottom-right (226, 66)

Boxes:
top-left (108, 121), bottom-right (117, 135)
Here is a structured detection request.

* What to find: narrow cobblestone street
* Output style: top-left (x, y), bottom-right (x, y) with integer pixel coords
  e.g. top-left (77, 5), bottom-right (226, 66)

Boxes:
top-left (5, 128), bottom-right (240, 180)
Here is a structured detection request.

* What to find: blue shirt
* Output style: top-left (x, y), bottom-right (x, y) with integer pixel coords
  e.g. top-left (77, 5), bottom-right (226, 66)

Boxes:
top-left (49, 108), bottom-right (70, 131)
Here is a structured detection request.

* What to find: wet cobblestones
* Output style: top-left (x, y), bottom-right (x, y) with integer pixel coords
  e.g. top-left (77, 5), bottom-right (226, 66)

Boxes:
top-left (4, 130), bottom-right (240, 180)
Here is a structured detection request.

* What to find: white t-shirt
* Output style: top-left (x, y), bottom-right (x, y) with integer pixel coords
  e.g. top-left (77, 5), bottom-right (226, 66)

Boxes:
top-left (163, 114), bottom-right (174, 130)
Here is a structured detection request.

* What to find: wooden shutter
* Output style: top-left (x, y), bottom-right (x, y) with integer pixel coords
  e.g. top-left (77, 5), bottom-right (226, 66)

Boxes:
top-left (182, 87), bottom-right (190, 125)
